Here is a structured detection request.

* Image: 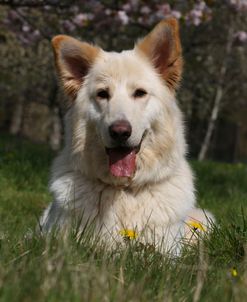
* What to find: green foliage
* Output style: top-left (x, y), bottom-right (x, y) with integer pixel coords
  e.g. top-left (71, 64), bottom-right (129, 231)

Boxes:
top-left (192, 161), bottom-right (247, 217)
top-left (0, 134), bottom-right (53, 235)
top-left (0, 135), bottom-right (247, 301)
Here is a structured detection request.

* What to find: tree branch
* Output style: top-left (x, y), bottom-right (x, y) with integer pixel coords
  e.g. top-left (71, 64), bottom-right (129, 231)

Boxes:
top-left (0, 0), bottom-right (71, 8)
top-left (198, 26), bottom-right (235, 161)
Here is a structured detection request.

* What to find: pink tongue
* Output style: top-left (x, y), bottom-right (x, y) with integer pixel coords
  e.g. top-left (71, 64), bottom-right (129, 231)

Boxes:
top-left (108, 148), bottom-right (136, 177)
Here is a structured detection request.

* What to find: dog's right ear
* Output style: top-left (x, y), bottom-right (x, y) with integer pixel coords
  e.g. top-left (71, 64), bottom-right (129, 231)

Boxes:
top-left (52, 35), bottom-right (100, 99)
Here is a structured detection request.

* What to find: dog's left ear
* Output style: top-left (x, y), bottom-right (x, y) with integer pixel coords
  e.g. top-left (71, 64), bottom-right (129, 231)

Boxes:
top-left (136, 18), bottom-right (183, 91)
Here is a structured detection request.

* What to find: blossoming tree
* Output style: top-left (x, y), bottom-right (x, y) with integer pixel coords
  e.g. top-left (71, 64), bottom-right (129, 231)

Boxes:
top-left (0, 0), bottom-right (247, 160)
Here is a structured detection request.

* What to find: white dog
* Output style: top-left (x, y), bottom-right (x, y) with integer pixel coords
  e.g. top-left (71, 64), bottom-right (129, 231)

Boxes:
top-left (40, 18), bottom-right (213, 255)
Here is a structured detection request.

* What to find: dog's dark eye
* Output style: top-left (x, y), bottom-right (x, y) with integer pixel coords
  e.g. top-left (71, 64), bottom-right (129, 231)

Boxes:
top-left (97, 89), bottom-right (109, 99)
top-left (133, 89), bottom-right (147, 98)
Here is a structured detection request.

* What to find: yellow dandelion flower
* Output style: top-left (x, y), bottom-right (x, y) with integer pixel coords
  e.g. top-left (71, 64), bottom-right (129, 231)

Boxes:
top-left (187, 220), bottom-right (206, 232)
top-left (119, 229), bottom-right (138, 240)
top-left (231, 268), bottom-right (238, 277)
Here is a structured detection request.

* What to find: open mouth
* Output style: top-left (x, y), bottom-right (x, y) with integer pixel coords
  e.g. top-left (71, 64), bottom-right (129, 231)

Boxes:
top-left (105, 132), bottom-right (146, 178)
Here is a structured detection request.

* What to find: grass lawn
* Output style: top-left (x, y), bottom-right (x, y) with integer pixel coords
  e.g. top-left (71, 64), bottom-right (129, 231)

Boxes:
top-left (0, 134), bottom-right (247, 301)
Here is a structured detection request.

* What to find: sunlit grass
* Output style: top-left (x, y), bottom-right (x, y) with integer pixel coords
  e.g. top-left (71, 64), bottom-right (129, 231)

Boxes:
top-left (0, 134), bottom-right (246, 301)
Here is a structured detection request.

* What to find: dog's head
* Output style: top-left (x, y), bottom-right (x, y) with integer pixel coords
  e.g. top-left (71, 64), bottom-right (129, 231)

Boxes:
top-left (52, 18), bottom-right (185, 186)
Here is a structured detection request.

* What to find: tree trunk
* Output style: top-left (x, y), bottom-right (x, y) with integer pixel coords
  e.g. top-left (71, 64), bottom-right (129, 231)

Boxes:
top-left (49, 106), bottom-right (62, 150)
top-left (198, 27), bottom-right (234, 161)
top-left (48, 77), bottom-right (63, 150)
top-left (9, 98), bottom-right (24, 135)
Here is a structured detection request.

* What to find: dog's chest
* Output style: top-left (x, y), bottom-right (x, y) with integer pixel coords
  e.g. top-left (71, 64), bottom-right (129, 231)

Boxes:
top-left (88, 185), bottom-right (173, 231)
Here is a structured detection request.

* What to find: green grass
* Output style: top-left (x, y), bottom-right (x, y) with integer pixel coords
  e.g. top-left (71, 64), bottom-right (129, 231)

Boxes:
top-left (0, 134), bottom-right (247, 301)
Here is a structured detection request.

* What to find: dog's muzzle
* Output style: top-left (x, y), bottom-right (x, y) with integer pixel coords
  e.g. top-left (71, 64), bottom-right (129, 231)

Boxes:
top-left (105, 130), bottom-right (147, 178)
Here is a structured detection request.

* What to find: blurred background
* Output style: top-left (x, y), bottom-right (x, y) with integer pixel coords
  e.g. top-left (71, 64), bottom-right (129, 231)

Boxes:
top-left (0, 0), bottom-right (247, 162)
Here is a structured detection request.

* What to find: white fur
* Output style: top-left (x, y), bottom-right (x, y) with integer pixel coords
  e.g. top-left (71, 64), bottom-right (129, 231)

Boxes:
top-left (40, 47), bottom-right (213, 255)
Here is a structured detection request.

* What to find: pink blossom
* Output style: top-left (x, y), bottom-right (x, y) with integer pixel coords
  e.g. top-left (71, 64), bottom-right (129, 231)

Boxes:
top-left (62, 20), bottom-right (76, 32)
top-left (117, 10), bottom-right (129, 25)
top-left (105, 9), bottom-right (112, 16)
top-left (44, 5), bottom-right (51, 11)
top-left (158, 4), bottom-right (171, 15)
top-left (32, 29), bottom-right (40, 38)
top-left (229, 0), bottom-right (247, 10)
top-left (191, 9), bottom-right (203, 18)
top-left (195, 1), bottom-right (206, 11)
top-left (130, 0), bottom-right (139, 8)
top-left (140, 6), bottom-right (151, 15)
top-left (185, 1), bottom-right (212, 26)
top-left (8, 10), bottom-right (20, 21)
top-left (235, 31), bottom-right (247, 42)
top-left (186, 9), bottom-right (202, 26)
top-left (73, 13), bottom-right (92, 27)
top-left (171, 10), bottom-right (182, 19)
top-left (22, 25), bottom-right (30, 32)
top-left (29, 29), bottom-right (41, 43)
top-left (122, 3), bottom-right (131, 12)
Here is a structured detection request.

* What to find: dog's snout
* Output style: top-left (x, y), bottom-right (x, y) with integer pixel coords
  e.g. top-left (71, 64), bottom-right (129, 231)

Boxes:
top-left (109, 120), bottom-right (132, 142)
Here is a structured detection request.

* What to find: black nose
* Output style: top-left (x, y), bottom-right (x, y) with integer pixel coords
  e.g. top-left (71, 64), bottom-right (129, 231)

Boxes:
top-left (109, 119), bottom-right (132, 142)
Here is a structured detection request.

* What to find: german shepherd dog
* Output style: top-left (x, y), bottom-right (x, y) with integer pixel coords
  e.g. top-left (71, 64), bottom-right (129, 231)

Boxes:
top-left (40, 18), bottom-right (213, 255)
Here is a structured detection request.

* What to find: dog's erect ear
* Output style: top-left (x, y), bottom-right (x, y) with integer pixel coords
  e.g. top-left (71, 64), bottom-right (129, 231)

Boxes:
top-left (136, 18), bottom-right (183, 91)
top-left (52, 35), bottom-right (100, 99)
